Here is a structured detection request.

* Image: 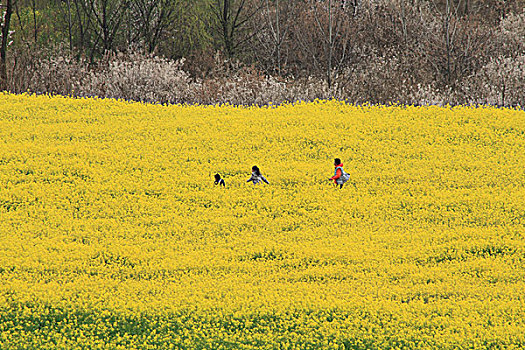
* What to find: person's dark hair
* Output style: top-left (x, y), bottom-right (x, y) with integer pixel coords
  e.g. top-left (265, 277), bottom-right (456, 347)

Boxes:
top-left (252, 166), bottom-right (261, 176)
top-left (214, 174), bottom-right (221, 181)
top-left (334, 158), bottom-right (341, 165)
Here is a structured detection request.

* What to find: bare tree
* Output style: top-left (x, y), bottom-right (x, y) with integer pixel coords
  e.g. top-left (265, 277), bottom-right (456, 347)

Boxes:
top-left (298, 0), bottom-right (353, 88)
top-left (265, 0), bottom-right (297, 75)
top-left (210, 0), bottom-right (263, 58)
top-left (251, 0), bottom-right (295, 75)
top-left (328, 0), bottom-right (333, 87)
top-left (73, 0), bottom-right (89, 53)
top-left (64, 0), bottom-right (73, 52)
top-left (80, 0), bottom-right (129, 58)
top-left (129, 0), bottom-right (175, 53)
top-left (1, 0), bottom-right (15, 90)
top-left (418, 0), bottom-right (493, 95)
top-left (442, 0), bottom-right (459, 86)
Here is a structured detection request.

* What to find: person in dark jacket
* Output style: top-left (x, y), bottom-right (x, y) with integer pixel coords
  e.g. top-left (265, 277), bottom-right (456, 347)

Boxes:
top-left (214, 173), bottom-right (225, 187)
top-left (247, 166), bottom-right (269, 185)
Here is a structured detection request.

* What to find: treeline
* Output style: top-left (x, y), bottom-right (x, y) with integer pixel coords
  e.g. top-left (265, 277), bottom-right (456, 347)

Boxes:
top-left (1, 0), bottom-right (524, 106)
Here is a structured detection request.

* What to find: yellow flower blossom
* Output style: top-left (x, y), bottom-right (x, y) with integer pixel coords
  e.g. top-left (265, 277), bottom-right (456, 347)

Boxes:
top-left (0, 93), bottom-right (524, 349)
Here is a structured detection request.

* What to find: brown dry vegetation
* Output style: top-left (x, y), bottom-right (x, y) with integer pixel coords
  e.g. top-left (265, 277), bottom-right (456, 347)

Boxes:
top-left (2, 0), bottom-right (525, 106)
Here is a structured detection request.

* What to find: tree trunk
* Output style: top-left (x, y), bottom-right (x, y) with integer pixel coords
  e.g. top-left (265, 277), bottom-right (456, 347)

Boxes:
top-left (74, 0), bottom-right (85, 53)
top-left (67, 0), bottom-right (73, 52)
top-left (443, 0), bottom-right (451, 88)
top-left (1, 0), bottom-right (14, 91)
top-left (328, 0), bottom-right (332, 89)
top-left (276, 0), bottom-right (281, 75)
top-left (222, 0), bottom-right (232, 58)
top-left (31, 0), bottom-right (37, 43)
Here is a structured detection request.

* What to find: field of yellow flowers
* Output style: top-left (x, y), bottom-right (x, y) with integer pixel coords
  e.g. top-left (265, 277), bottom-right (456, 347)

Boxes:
top-left (0, 93), bottom-right (524, 349)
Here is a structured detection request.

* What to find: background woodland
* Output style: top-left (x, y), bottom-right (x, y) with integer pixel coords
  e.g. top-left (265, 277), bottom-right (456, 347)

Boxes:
top-left (1, 0), bottom-right (524, 106)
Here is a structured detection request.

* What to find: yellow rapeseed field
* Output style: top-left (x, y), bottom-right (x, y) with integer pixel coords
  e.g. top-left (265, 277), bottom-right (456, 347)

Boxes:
top-left (0, 93), bottom-right (524, 349)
